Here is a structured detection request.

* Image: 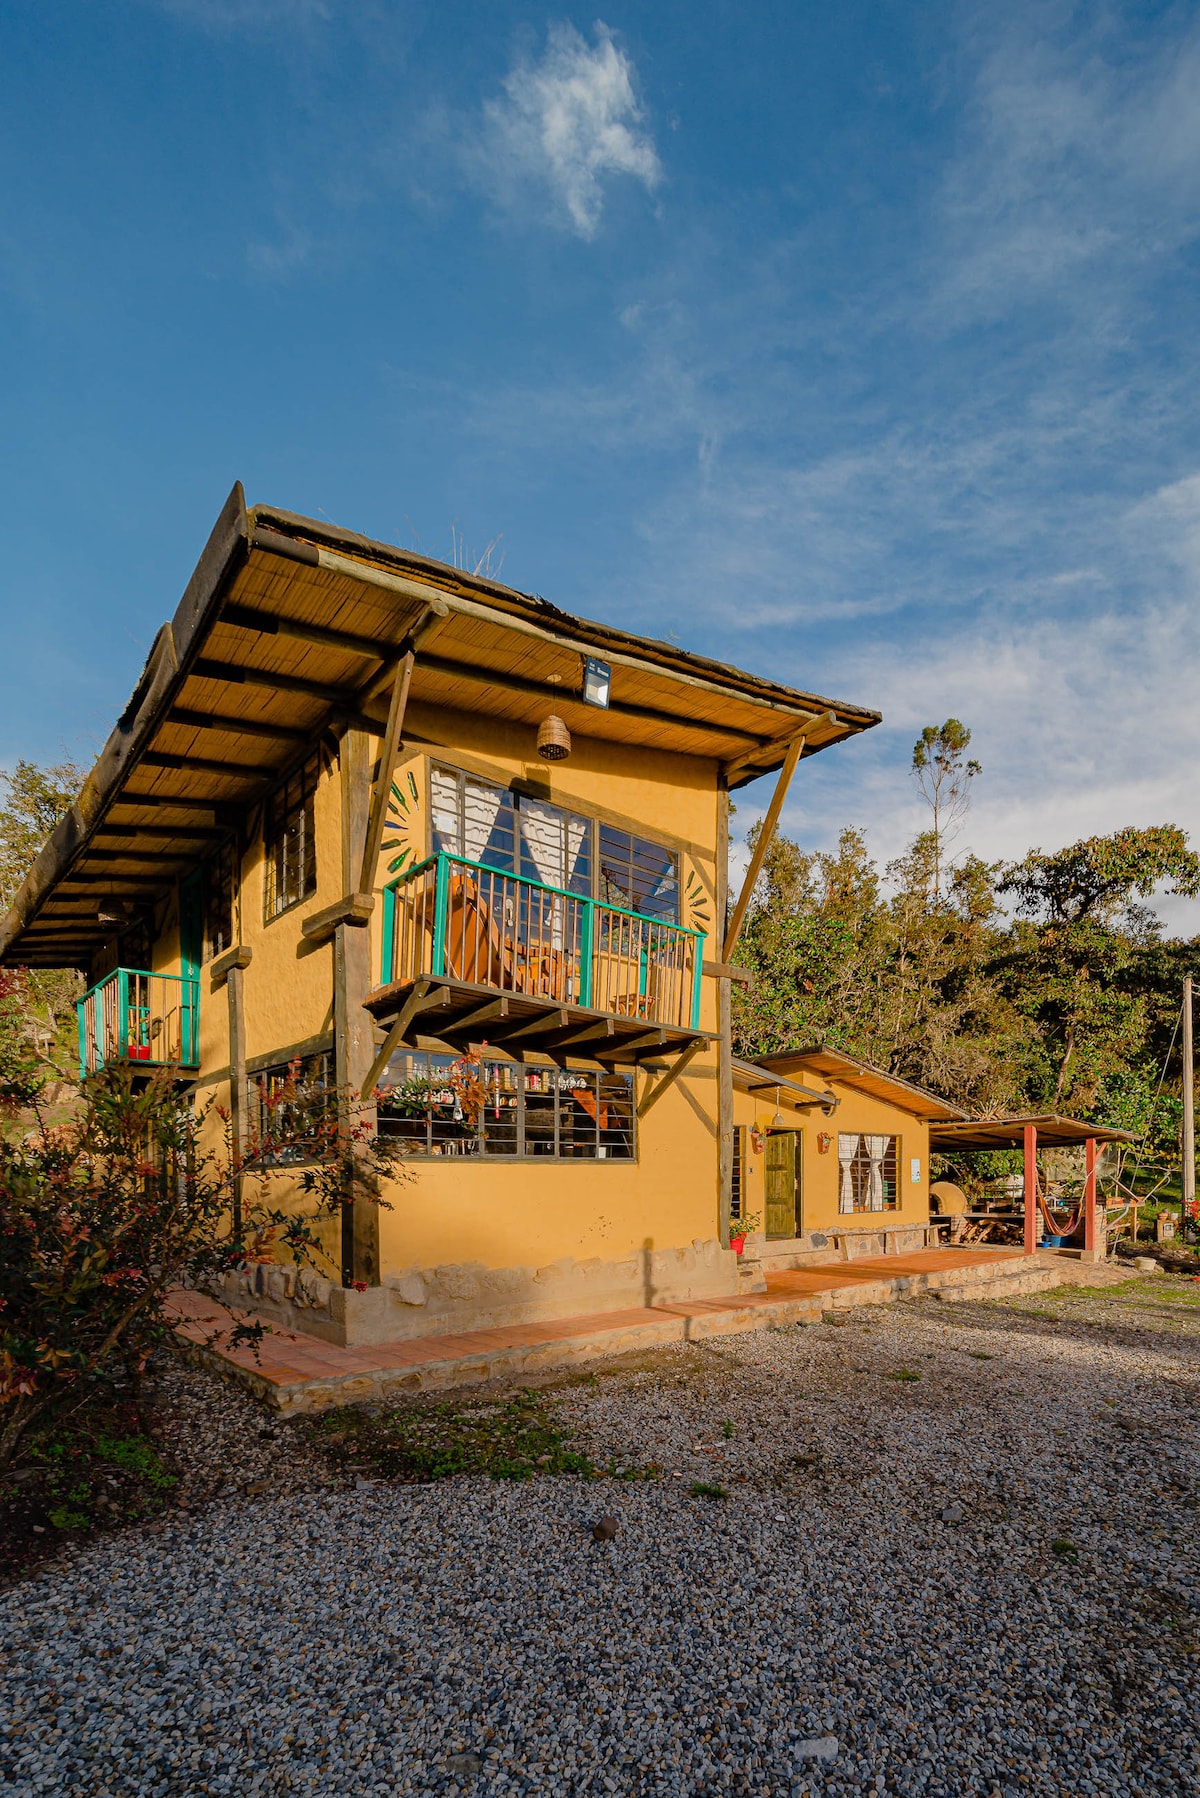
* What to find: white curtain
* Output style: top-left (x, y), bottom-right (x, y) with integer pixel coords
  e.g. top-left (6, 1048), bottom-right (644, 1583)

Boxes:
top-left (461, 776), bottom-right (506, 862)
top-left (430, 767), bottom-right (460, 855)
top-left (838, 1133), bottom-right (858, 1213)
top-left (865, 1134), bottom-right (889, 1210)
top-left (519, 799), bottom-right (567, 887)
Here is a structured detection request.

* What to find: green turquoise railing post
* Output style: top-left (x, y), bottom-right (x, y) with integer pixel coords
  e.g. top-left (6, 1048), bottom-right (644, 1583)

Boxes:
top-left (380, 885), bottom-right (396, 984)
top-left (77, 1000), bottom-right (86, 1081)
top-left (117, 968), bottom-right (129, 1060)
top-left (691, 932), bottom-right (705, 1031)
top-left (185, 977), bottom-right (198, 1066)
top-left (431, 854), bottom-right (450, 977)
top-left (578, 897), bottom-right (594, 1008)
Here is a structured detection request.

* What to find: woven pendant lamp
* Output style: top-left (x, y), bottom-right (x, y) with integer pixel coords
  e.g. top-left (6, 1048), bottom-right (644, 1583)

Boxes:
top-left (537, 714), bottom-right (572, 761)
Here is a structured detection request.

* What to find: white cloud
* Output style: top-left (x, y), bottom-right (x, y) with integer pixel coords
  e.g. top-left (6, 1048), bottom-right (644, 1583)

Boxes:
top-left (474, 22), bottom-right (662, 238)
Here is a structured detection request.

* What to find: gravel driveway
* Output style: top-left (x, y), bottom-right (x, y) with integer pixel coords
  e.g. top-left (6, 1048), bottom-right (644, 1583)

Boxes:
top-left (2, 1278), bottom-right (1198, 1797)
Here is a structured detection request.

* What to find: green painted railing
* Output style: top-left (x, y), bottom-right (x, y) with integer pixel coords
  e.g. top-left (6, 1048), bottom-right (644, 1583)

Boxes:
top-left (77, 968), bottom-right (200, 1078)
top-left (381, 852), bottom-right (704, 1032)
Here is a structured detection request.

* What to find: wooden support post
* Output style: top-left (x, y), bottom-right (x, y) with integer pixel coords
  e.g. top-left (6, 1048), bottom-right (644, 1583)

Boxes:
top-left (723, 733), bottom-right (806, 960)
top-left (716, 781), bottom-right (733, 1255)
top-left (358, 646), bottom-right (417, 897)
top-left (1084, 1135), bottom-right (1099, 1260)
top-left (1183, 974), bottom-right (1195, 1241)
top-left (336, 728), bottom-right (380, 1289)
top-left (1024, 1122), bottom-right (1038, 1256)
top-left (226, 962), bottom-right (248, 1234)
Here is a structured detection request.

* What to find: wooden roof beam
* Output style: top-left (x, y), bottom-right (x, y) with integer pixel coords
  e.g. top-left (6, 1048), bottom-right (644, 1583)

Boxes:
top-left (167, 706), bottom-right (309, 743)
top-left (94, 822), bottom-right (228, 842)
top-left (219, 600), bottom-right (396, 663)
top-left (413, 652), bottom-right (768, 748)
top-left (141, 749), bottom-right (276, 780)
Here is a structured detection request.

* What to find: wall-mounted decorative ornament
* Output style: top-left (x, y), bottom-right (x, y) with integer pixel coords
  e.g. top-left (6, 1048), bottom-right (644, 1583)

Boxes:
top-left (537, 714), bottom-right (572, 761)
top-left (817, 1132), bottom-right (833, 1154)
top-left (685, 868), bottom-right (713, 932)
top-left (382, 775), bottom-right (421, 874)
top-left (750, 1126), bottom-right (766, 1155)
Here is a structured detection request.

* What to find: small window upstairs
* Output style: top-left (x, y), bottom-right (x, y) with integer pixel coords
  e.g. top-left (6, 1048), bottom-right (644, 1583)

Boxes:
top-left (265, 755), bottom-right (318, 920)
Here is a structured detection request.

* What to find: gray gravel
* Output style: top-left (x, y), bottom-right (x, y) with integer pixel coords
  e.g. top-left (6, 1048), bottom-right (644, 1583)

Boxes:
top-left (2, 1279), bottom-right (1199, 1796)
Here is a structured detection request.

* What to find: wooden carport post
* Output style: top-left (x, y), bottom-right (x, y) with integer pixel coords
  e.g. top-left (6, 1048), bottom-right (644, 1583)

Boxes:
top-left (1083, 1136), bottom-right (1099, 1260)
top-left (1023, 1123), bottom-right (1038, 1255)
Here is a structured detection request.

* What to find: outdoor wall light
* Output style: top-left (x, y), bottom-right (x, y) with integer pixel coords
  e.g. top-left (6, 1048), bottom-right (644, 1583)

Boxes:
top-left (581, 656), bottom-right (611, 708)
top-left (769, 1085), bottom-right (786, 1131)
top-left (537, 713), bottom-right (572, 761)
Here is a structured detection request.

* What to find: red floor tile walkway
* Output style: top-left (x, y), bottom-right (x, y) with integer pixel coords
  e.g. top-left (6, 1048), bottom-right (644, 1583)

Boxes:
top-left (168, 1247), bottom-right (1029, 1408)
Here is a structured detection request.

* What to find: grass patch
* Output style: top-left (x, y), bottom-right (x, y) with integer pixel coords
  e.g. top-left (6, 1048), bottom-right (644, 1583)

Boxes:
top-left (1051, 1538), bottom-right (1080, 1562)
top-left (721, 1420), bottom-right (735, 1439)
top-left (689, 1480), bottom-right (729, 1500)
top-left (1, 1404), bottom-right (178, 1581)
top-left (887, 1368), bottom-right (922, 1382)
top-left (968, 1351), bottom-right (995, 1360)
top-left (307, 1390), bottom-right (655, 1485)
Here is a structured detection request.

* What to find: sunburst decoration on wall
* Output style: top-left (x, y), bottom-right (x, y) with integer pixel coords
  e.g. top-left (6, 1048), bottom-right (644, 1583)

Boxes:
top-left (685, 867), bottom-right (713, 934)
top-left (381, 768), bottom-right (422, 875)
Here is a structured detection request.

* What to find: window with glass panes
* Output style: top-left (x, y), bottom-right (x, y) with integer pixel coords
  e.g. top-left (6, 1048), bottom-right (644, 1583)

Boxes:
top-left (376, 1050), bottom-right (636, 1160)
top-left (204, 839), bottom-right (238, 961)
top-left (429, 763), bottom-right (677, 921)
top-left (264, 755), bottom-right (318, 919)
top-left (837, 1133), bottom-right (899, 1212)
top-left (248, 1051), bottom-right (336, 1165)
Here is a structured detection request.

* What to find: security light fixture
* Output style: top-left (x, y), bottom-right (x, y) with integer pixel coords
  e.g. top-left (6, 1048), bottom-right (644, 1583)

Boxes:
top-left (581, 656), bottom-right (611, 709)
top-left (770, 1085), bottom-right (786, 1131)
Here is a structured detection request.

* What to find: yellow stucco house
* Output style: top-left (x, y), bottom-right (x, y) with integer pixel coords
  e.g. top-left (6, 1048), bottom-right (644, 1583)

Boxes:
top-left (0, 486), bottom-right (883, 1346)
top-left (731, 1046), bottom-right (966, 1284)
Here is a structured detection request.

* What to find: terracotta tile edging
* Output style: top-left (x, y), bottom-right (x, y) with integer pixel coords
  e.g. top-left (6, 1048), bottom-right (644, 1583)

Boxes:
top-left (168, 1248), bottom-right (1052, 1416)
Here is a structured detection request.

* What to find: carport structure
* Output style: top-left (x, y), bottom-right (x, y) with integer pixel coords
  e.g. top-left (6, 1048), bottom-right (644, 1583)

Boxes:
top-left (929, 1115), bottom-right (1136, 1261)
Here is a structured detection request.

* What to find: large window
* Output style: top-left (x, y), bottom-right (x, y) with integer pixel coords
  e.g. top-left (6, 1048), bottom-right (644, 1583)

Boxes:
top-left (248, 1051), bottom-right (336, 1166)
top-left (430, 763), bottom-right (677, 922)
top-left (377, 1050), bottom-right (636, 1160)
top-left (838, 1133), bottom-right (899, 1213)
top-left (264, 755), bottom-right (318, 920)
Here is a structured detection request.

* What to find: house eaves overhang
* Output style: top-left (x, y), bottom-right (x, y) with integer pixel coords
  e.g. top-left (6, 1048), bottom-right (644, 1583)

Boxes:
top-left (0, 485), bottom-right (882, 969)
top-left (756, 1046), bottom-right (966, 1123)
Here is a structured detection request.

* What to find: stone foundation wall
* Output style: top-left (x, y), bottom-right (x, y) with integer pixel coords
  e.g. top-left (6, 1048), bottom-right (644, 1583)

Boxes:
top-left (215, 1236), bottom-right (740, 1348)
top-left (738, 1223), bottom-right (934, 1273)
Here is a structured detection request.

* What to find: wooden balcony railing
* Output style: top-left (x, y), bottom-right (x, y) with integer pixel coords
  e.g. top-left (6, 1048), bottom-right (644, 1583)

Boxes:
top-left (77, 968), bottom-right (200, 1078)
top-left (380, 854), bottom-right (704, 1032)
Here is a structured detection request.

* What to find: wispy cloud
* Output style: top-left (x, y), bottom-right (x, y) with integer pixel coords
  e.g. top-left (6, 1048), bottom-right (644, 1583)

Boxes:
top-left (471, 22), bottom-right (662, 238)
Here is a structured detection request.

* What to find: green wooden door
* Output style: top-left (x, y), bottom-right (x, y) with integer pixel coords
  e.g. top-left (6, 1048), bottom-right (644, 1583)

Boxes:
top-left (764, 1131), bottom-right (801, 1239)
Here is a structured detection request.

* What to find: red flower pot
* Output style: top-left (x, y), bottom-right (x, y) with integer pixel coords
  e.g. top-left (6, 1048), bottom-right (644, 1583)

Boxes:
top-left (730, 1235), bottom-right (746, 1257)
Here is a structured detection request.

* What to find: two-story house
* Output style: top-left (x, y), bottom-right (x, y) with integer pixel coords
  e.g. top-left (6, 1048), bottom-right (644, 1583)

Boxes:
top-left (0, 485), bottom-right (880, 1345)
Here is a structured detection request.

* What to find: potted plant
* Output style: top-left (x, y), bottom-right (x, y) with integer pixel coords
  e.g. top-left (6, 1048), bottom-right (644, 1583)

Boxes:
top-left (728, 1212), bottom-right (762, 1257)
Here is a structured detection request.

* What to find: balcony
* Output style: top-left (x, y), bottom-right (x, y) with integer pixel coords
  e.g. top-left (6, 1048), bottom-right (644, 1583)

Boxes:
top-left (77, 968), bottom-right (200, 1078)
top-left (369, 853), bottom-right (707, 1065)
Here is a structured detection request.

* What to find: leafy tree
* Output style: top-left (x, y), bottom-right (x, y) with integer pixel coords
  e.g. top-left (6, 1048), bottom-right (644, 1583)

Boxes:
top-left (0, 758), bottom-right (88, 1059)
top-left (911, 719), bottom-right (981, 900)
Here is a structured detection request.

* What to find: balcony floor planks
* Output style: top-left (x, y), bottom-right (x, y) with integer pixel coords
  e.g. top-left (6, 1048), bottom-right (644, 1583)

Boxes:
top-left (364, 974), bottom-right (711, 1066)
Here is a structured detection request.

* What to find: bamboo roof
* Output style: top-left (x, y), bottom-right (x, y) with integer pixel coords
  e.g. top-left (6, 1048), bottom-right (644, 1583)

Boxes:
top-left (929, 1115), bottom-right (1136, 1151)
top-left (755, 1046), bottom-right (967, 1122)
top-left (0, 484), bottom-right (880, 969)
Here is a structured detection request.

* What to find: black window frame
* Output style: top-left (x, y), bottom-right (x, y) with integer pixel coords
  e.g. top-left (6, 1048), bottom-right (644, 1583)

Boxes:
top-left (247, 1051), bottom-right (337, 1168)
top-left (376, 1050), bottom-right (637, 1162)
top-left (264, 754), bottom-right (319, 922)
top-left (428, 761), bottom-right (680, 924)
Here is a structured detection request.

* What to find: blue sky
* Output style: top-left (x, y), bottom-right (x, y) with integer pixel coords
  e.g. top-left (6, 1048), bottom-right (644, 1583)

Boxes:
top-left (4, 1), bottom-right (1200, 922)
